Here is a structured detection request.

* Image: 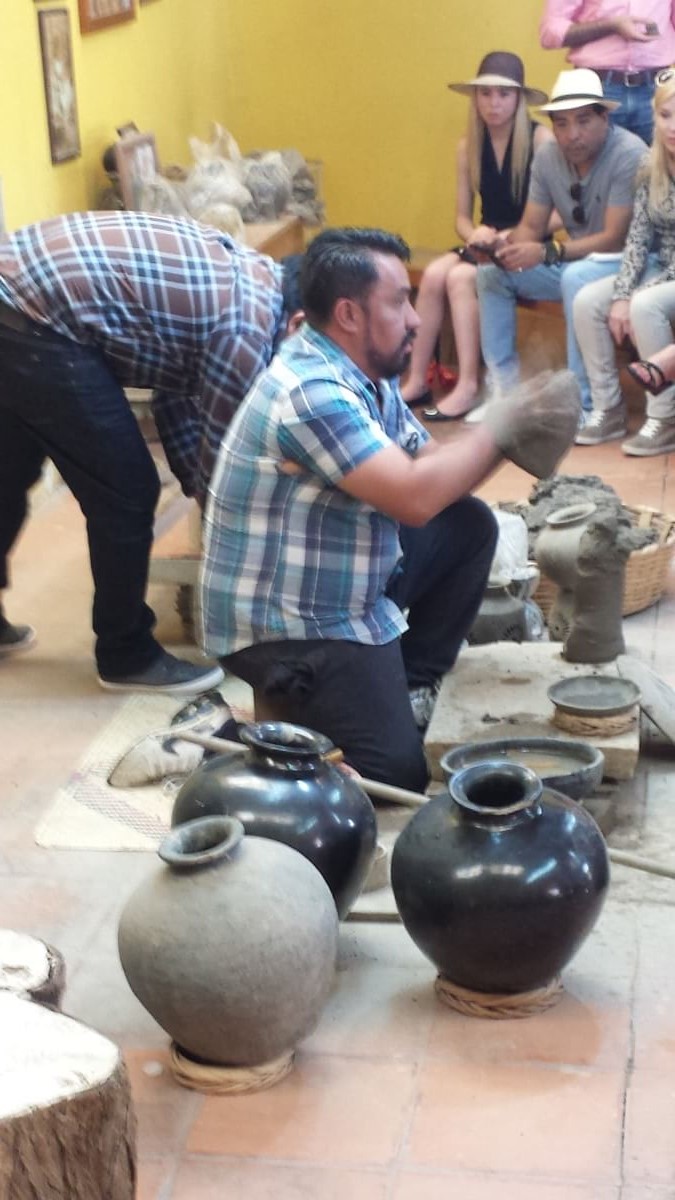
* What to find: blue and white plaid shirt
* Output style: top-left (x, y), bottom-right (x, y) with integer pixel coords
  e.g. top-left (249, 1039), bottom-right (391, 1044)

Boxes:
top-left (0, 210), bottom-right (284, 500)
top-left (200, 324), bottom-right (430, 656)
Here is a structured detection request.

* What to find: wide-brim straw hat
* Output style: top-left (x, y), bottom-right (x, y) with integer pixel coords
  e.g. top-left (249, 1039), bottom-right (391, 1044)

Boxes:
top-left (538, 68), bottom-right (620, 112)
top-left (448, 51), bottom-right (548, 107)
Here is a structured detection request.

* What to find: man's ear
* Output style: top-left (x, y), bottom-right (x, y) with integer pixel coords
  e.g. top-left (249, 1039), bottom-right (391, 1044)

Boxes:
top-left (285, 310), bottom-right (305, 335)
top-left (333, 296), bottom-right (363, 335)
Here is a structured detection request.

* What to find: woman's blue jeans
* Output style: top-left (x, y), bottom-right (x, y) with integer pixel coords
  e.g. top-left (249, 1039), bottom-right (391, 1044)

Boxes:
top-left (0, 319), bottom-right (163, 676)
top-left (477, 258), bottom-right (624, 411)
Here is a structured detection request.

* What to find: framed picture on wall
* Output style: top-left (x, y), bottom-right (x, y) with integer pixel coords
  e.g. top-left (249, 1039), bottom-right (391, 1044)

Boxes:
top-left (115, 132), bottom-right (160, 209)
top-left (78, 0), bottom-right (134, 35)
top-left (38, 8), bottom-right (81, 164)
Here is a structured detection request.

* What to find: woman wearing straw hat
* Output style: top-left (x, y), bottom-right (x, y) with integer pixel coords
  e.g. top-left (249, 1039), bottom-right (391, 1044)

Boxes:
top-left (401, 51), bottom-right (552, 421)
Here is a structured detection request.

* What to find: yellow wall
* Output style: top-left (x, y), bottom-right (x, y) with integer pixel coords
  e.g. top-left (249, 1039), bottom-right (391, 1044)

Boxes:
top-left (2, 0), bottom-right (567, 244)
top-left (220, 0), bottom-right (568, 248)
top-left (0, 0), bottom-right (231, 231)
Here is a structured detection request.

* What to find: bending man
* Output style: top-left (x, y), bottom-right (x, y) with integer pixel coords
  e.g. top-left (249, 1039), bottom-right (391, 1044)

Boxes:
top-left (0, 210), bottom-right (301, 690)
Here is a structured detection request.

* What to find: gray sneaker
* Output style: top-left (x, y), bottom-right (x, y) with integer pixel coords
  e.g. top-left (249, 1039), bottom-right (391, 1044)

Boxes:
top-left (98, 650), bottom-right (224, 695)
top-left (0, 619), bottom-right (36, 657)
top-left (574, 406), bottom-right (627, 445)
top-left (108, 695), bottom-right (232, 787)
top-left (409, 684), bottom-right (440, 731)
top-left (622, 417), bottom-right (675, 457)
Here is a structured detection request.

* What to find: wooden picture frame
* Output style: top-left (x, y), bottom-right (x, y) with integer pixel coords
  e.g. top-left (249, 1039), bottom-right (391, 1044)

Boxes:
top-left (78, 0), bottom-right (134, 35)
top-left (114, 132), bottom-right (159, 209)
top-left (38, 8), bottom-right (81, 165)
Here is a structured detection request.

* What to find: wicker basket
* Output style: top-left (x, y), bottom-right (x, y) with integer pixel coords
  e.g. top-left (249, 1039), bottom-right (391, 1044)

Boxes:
top-left (514, 504), bottom-right (675, 619)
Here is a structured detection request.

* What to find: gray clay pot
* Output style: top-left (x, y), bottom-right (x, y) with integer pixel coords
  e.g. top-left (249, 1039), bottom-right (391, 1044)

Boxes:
top-left (118, 816), bottom-right (338, 1066)
top-left (468, 580), bottom-right (528, 645)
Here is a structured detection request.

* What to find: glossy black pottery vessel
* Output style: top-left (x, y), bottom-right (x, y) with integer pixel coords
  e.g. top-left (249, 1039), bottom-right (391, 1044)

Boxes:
top-left (391, 761), bottom-right (610, 993)
top-left (172, 721), bottom-right (377, 919)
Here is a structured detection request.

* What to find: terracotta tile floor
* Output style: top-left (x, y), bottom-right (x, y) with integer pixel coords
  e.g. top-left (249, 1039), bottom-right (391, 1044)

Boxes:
top-left (3, 421), bottom-right (675, 1198)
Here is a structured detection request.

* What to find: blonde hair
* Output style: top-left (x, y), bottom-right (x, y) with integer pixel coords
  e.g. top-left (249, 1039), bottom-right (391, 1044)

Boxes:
top-left (647, 74), bottom-right (675, 212)
top-left (466, 89), bottom-right (531, 205)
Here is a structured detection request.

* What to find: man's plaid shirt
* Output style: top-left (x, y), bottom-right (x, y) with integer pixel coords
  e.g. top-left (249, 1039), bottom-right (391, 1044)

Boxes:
top-left (0, 210), bottom-right (284, 500)
top-left (200, 324), bottom-right (430, 656)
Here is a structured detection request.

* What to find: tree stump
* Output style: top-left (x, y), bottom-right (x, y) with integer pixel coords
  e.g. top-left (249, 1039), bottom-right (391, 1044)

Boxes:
top-left (0, 931), bottom-right (66, 1009)
top-left (0, 993), bottom-right (136, 1199)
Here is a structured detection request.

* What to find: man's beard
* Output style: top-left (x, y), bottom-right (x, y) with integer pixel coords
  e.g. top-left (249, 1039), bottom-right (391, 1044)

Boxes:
top-left (365, 333), bottom-right (415, 380)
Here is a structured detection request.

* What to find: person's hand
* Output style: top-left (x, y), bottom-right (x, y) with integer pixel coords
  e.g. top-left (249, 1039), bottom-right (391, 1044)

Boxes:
top-left (482, 369), bottom-right (582, 478)
top-left (467, 224), bottom-right (498, 248)
top-left (495, 241), bottom-right (544, 273)
top-left (614, 15), bottom-right (658, 40)
top-left (277, 459), bottom-right (305, 476)
top-left (608, 299), bottom-right (632, 346)
top-left (337, 761), bottom-right (363, 780)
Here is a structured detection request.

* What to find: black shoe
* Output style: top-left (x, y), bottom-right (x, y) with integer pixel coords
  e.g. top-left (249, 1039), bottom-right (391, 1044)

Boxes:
top-left (423, 406), bottom-right (468, 423)
top-left (98, 651), bottom-right (225, 695)
top-left (0, 619), bottom-right (37, 657)
top-left (404, 388), bottom-right (434, 410)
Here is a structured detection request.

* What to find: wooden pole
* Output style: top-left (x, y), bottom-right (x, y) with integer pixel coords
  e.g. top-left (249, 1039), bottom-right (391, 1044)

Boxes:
top-left (176, 730), bottom-right (427, 808)
top-left (176, 732), bottom-right (675, 883)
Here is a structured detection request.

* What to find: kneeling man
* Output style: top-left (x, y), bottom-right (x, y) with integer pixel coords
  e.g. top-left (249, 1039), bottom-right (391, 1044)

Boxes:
top-left (113, 228), bottom-right (580, 792)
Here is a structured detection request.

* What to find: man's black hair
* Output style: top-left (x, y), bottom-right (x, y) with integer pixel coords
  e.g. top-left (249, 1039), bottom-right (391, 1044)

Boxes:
top-left (550, 103), bottom-right (607, 119)
top-left (280, 253), bottom-right (305, 319)
top-left (300, 227), bottom-right (410, 326)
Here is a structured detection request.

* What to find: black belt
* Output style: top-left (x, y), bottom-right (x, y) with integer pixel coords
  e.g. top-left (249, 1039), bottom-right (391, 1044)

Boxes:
top-left (0, 301), bottom-right (36, 334)
top-left (596, 67), bottom-right (665, 87)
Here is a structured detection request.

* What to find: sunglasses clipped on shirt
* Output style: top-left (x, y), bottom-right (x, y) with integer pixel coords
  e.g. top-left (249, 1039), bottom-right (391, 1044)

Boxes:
top-left (570, 182), bottom-right (585, 225)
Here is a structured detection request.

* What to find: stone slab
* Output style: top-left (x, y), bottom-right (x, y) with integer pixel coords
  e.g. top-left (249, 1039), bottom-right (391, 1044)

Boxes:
top-left (424, 641), bottom-right (639, 783)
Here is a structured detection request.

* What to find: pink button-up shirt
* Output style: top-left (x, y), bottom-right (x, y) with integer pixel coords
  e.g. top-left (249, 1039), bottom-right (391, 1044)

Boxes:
top-left (540, 0), bottom-right (675, 70)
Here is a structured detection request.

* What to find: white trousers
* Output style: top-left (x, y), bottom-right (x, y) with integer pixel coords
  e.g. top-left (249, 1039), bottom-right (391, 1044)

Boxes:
top-left (573, 263), bottom-right (675, 420)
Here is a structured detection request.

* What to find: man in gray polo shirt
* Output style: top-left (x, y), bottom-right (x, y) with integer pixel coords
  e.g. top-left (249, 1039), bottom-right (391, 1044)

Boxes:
top-left (476, 68), bottom-right (645, 443)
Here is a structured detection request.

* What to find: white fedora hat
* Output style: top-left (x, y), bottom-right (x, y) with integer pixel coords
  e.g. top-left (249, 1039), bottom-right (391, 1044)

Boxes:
top-left (538, 68), bottom-right (621, 112)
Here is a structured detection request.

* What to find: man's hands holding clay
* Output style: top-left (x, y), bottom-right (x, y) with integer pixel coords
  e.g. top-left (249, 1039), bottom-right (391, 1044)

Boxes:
top-left (482, 369), bottom-right (582, 479)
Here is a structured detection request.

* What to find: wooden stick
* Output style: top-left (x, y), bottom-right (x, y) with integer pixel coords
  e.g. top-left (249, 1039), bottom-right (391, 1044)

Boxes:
top-left (345, 910), bottom-right (401, 924)
top-left (176, 732), bottom-right (675, 883)
top-left (176, 730), bottom-right (427, 808)
top-left (607, 849), bottom-right (675, 881)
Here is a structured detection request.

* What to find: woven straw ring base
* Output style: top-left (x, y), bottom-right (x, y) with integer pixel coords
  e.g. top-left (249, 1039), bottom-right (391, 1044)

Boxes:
top-left (169, 1042), bottom-right (295, 1094)
top-left (435, 975), bottom-right (564, 1019)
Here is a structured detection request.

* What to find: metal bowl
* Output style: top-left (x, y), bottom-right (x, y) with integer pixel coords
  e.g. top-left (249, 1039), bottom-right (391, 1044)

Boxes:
top-left (440, 736), bottom-right (605, 802)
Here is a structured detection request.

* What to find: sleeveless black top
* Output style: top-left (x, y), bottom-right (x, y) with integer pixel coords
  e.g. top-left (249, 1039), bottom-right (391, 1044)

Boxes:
top-left (480, 121), bottom-right (537, 230)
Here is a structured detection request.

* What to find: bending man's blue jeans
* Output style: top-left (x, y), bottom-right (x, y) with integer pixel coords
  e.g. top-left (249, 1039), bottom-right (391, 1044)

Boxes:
top-left (0, 319), bottom-right (163, 676)
top-left (476, 258), bottom-right (623, 411)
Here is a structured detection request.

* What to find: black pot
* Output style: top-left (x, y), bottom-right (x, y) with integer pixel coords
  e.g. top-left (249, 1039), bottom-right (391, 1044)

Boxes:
top-left (391, 761), bottom-right (610, 993)
top-left (172, 721), bottom-right (377, 919)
